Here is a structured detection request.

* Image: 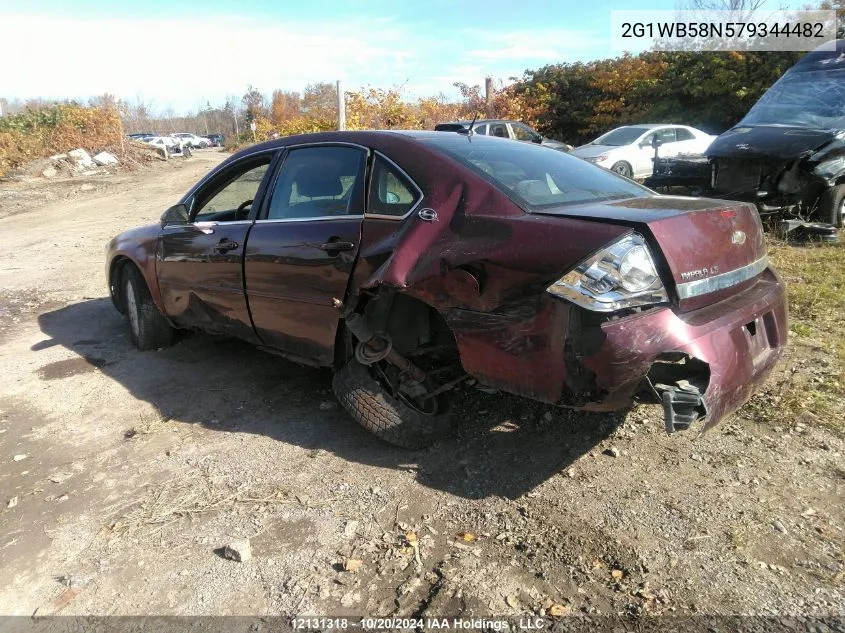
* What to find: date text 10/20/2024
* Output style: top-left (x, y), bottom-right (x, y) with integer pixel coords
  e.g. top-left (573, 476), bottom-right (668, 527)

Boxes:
top-left (291, 617), bottom-right (550, 630)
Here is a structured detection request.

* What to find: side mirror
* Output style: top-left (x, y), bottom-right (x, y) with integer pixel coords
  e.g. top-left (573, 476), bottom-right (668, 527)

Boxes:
top-left (160, 203), bottom-right (189, 227)
top-left (533, 135), bottom-right (543, 144)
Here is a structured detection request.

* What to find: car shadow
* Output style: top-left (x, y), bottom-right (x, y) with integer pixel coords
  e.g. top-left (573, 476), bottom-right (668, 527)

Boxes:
top-left (35, 299), bottom-right (628, 500)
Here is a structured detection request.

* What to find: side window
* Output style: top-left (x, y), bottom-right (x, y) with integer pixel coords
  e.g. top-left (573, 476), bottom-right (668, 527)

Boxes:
top-left (489, 123), bottom-right (508, 138)
top-left (511, 124), bottom-right (537, 142)
top-left (193, 156), bottom-right (273, 222)
top-left (656, 128), bottom-right (676, 144)
top-left (473, 124), bottom-right (488, 135)
top-left (266, 146), bottom-right (366, 220)
top-left (368, 155), bottom-right (420, 217)
top-left (674, 127), bottom-right (695, 141)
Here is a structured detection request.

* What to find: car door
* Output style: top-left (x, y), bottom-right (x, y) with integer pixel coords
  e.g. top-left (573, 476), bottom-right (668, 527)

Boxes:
top-left (509, 122), bottom-right (541, 144)
top-left (243, 143), bottom-right (368, 365)
top-left (489, 122), bottom-right (509, 139)
top-left (156, 150), bottom-right (277, 341)
top-left (676, 126), bottom-right (712, 154)
top-left (635, 128), bottom-right (676, 178)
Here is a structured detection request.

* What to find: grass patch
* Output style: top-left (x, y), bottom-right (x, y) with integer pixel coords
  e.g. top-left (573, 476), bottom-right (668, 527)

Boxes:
top-left (743, 238), bottom-right (845, 433)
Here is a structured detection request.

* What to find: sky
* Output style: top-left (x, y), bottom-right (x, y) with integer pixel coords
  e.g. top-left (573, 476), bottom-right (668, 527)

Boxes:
top-left (0, 0), bottom-right (798, 114)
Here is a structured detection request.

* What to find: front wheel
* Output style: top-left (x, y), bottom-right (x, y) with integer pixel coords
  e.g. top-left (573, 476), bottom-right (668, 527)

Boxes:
top-left (199, 141), bottom-right (209, 149)
top-left (332, 360), bottom-right (452, 448)
top-left (818, 184), bottom-right (845, 228)
top-left (122, 265), bottom-right (174, 351)
top-left (611, 161), bottom-right (633, 179)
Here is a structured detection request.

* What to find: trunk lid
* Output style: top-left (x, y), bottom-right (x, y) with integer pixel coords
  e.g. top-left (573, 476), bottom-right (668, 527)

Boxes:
top-left (534, 196), bottom-right (768, 311)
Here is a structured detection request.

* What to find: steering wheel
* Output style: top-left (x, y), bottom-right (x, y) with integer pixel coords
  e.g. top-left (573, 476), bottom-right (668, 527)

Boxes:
top-left (235, 199), bottom-right (253, 220)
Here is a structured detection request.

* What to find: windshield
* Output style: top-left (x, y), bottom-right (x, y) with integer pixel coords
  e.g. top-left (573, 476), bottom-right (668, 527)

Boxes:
top-left (422, 136), bottom-right (652, 210)
top-left (741, 68), bottom-right (845, 129)
top-left (591, 127), bottom-right (650, 146)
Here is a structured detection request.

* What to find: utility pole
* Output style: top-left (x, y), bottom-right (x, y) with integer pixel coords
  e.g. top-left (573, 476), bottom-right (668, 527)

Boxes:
top-left (484, 77), bottom-right (494, 118)
top-left (337, 80), bottom-right (346, 131)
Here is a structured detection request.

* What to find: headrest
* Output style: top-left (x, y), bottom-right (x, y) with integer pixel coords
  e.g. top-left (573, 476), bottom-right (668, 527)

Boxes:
top-left (295, 164), bottom-right (343, 198)
top-left (514, 179), bottom-right (552, 199)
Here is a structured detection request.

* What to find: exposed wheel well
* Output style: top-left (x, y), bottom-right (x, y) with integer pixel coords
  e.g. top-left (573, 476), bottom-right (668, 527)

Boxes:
top-left (334, 290), bottom-right (458, 369)
top-left (109, 256), bottom-right (134, 314)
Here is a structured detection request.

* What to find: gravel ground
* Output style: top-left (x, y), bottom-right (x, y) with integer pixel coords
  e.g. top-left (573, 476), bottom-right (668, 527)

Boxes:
top-left (0, 150), bottom-right (843, 622)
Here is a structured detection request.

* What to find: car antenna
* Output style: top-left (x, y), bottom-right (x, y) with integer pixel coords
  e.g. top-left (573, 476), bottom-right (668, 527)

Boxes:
top-left (468, 112), bottom-right (479, 135)
top-left (460, 111), bottom-right (480, 141)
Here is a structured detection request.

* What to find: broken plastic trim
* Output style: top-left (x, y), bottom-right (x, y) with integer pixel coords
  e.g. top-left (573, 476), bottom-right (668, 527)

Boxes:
top-left (659, 386), bottom-right (707, 433)
top-left (646, 353), bottom-right (710, 433)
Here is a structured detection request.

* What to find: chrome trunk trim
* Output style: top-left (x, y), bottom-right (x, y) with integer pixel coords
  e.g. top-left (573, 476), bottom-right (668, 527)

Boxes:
top-left (676, 255), bottom-right (769, 300)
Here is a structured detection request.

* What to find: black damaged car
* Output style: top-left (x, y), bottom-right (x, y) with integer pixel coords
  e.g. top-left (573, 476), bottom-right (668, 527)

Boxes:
top-left (650, 40), bottom-right (845, 228)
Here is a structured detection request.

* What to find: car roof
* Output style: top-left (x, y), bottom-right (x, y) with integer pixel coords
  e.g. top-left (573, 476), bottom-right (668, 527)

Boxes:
top-left (613, 124), bottom-right (668, 129)
top-left (438, 119), bottom-right (524, 126)
top-left (229, 129), bottom-right (544, 162)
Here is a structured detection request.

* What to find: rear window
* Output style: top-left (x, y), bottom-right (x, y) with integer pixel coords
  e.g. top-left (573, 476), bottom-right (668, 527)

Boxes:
top-left (592, 126), bottom-right (650, 146)
top-left (434, 123), bottom-right (467, 132)
top-left (422, 136), bottom-right (652, 210)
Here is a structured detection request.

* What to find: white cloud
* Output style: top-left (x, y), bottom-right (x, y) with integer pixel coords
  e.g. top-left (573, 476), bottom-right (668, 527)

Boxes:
top-left (1, 13), bottom-right (411, 110)
top-left (462, 29), bottom-right (606, 61)
top-left (0, 13), bottom-right (610, 113)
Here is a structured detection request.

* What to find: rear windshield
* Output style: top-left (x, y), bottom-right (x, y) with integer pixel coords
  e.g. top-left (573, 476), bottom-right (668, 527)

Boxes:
top-left (422, 135), bottom-right (652, 210)
top-left (591, 126), bottom-right (650, 146)
top-left (740, 68), bottom-right (845, 130)
top-left (434, 123), bottom-right (467, 132)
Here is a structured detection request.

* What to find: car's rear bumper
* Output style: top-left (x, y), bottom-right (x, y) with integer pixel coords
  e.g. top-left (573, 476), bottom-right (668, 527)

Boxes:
top-left (579, 267), bottom-right (788, 430)
top-left (447, 267), bottom-right (787, 432)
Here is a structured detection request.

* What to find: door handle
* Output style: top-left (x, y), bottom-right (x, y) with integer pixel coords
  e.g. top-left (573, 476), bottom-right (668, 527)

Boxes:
top-left (319, 240), bottom-right (355, 253)
top-left (213, 238), bottom-right (239, 253)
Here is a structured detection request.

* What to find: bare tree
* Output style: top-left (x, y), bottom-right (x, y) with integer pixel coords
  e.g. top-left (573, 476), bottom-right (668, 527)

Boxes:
top-left (678, 0), bottom-right (772, 21)
top-left (224, 95), bottom-right (242, 136)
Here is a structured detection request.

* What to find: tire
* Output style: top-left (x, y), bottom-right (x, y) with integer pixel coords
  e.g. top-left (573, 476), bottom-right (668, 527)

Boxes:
top-left (818, 184), bottom-right (845, 228)
top-left (122, 265), bottom-right (174, 351)
top-left (611, 161), bottom-right (633, 179)
top-left (199, 141), bottom-right (209, 149)
top-left (332, 360), bottom-right (452, 448)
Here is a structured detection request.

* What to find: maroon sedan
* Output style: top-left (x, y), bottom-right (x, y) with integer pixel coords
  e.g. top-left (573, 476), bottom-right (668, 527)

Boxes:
top-left (105, 131), bottom-right (787, 447)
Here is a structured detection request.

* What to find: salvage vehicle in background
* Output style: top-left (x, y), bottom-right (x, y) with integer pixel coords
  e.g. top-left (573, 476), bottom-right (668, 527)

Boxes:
top-left (171, 133), bottom-right (209, 148)
top-left (203, 133), bottom-right (225, 147)
top-left (572, 124), bottom-right (716, 179)
top-left (141, 136), bottom-right (192, 157)
top-left (106, 131), bottom-right (787, 448)
top-left (649, 40), bottom-right (845, 228)
top-left (435, 119), bottom-right (573, 152)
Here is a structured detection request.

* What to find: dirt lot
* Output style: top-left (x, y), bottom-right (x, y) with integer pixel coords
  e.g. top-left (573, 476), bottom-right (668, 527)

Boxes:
top-left (0, 151), bottom-right (843, 621)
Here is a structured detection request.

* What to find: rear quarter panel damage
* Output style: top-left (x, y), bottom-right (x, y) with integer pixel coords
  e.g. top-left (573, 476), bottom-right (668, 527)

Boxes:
top-left (345, 136), bottom-right (632, 402)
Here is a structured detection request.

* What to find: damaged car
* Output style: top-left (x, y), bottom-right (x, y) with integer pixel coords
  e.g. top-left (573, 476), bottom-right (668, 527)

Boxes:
top-left (649, 39), bottom-right (845, 227)
top-left (106, 131), bottom-right (787, 447)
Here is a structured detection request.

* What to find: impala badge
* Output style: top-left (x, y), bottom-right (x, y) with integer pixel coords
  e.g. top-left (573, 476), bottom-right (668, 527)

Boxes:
top-left (418, 208), bottom-right (438, 222)
top-left (732, 230), bottom-right (747, 245)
